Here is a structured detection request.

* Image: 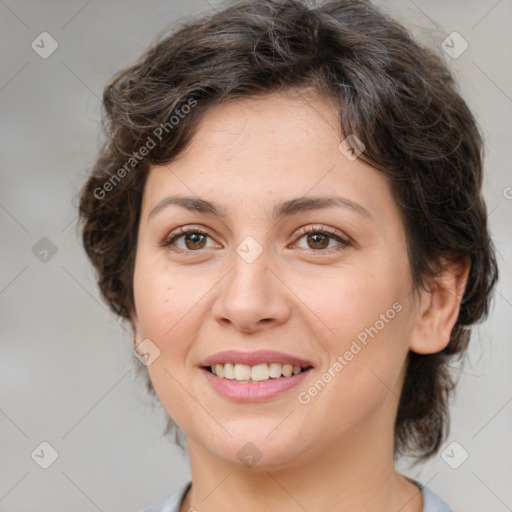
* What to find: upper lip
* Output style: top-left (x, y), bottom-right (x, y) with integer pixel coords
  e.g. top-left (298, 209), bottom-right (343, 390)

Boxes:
top-left (200, 350), bottom-right (314, 369)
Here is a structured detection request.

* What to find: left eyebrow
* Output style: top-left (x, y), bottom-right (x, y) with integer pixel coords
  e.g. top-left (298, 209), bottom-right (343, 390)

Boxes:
top-left (272, 196), bottom-right (372, 220)
top-left (147, 194), bottom-right (372, 220)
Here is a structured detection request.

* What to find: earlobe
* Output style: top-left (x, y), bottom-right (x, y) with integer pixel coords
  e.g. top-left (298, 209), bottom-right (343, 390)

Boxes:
top-left (409, 258), bottom-right (470, 355)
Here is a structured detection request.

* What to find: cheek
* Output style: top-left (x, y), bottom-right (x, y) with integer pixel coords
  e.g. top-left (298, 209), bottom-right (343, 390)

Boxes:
top-left (294, 262), bottom-right (407, 351)
top-left (133, 253), bottom-right (200, 341)
top-left (132, 261), bottom-right (199, 420)
top-left (132, 257), bottom-right (203, 427)
top-left (290, 259), bottom-right (411, 411)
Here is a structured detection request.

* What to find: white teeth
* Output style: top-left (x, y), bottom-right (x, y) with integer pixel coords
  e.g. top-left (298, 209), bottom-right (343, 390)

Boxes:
top-left (282, 364), bottom-right (293, 377)
top-left (251, 364), bottom-right (270, 381)
top-left (234, 363), bottom-right (251, 381)
top-left (209, 362), bottom-right (306, 381)
top-left (223, 363), bottom-right (235, 380)
top-left (269, 363), bottom-right (282, 379)
top-left (215, 364), bottom-right (224, 378)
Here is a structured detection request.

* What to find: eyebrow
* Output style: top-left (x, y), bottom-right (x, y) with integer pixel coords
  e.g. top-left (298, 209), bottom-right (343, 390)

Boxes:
top-left (148, 195), bottom-right (372, 220)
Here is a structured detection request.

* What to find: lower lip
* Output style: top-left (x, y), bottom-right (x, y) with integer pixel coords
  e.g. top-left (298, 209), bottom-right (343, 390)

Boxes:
top-left (201, 367), bottom-right (313, 402)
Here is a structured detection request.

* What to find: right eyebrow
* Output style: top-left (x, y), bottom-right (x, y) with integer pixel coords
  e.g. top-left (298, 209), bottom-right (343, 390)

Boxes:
top-left (148, 196), bottom-right (228, 220)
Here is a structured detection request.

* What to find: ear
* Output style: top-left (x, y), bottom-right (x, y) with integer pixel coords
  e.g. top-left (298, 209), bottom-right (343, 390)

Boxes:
top-left (409, 257), bottom-right (470, 354)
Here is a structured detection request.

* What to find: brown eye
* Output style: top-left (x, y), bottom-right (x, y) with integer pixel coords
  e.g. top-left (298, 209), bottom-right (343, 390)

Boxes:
top-left (293, 226), bottom-right (350, 253)
top-left (307, 233), bottom-right (330, 250)
top-left (162, 227), bottom-right (216, 251)
top-left (184, 232), bottom-right (207, 250)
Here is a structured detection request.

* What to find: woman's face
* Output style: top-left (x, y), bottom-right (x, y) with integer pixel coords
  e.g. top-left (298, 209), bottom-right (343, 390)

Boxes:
top-left (132, 91), bottom-right (420, 469)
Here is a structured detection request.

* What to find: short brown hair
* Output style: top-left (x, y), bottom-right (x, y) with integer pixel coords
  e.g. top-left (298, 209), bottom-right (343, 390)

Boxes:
top-left (79, 0), bottom-right (498, 459)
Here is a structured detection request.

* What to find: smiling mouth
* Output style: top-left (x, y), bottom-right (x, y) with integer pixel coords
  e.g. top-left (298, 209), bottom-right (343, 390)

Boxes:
top-left (204, 362), bottom-right (313, 382)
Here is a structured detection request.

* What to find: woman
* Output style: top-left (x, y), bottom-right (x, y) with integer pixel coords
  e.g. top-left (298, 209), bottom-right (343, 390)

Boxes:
top-left (79, 1), bottom-right (498, 510)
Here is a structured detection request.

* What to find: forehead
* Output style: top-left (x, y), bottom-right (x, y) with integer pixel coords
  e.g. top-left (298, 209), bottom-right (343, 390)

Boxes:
top-left (181, 92), bottom-right (340, 162)
top-left (141, 92), bottom-right (393, 221)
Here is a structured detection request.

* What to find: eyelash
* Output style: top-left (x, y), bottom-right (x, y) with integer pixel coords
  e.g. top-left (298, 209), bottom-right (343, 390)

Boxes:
top-left (161, 225), bottom-right (351, 254)
top-left (161, 226), bottom-right (212, 251)
top-left (293, 225), bottom-right (350, 252)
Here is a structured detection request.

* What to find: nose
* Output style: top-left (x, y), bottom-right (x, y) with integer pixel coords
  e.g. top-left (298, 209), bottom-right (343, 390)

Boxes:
top-left (212, 252), bottom-right (292, 334)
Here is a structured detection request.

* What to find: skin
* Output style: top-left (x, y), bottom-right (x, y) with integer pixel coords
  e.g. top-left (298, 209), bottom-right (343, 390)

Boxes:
top-left (131, 90), bottom-right (469, 512)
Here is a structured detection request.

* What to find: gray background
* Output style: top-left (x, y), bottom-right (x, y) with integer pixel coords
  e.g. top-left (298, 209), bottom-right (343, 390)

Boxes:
top-left (1, 1), bottom-right (511, 510)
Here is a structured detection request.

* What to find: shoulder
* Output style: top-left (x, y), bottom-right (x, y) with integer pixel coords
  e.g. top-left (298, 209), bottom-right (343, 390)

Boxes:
top-left (138, 482), bottom-right (191, 512)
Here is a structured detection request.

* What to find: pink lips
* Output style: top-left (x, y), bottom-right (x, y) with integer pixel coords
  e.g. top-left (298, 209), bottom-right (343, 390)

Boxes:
top-left (200, 350), bottom-right (314, 403)
top-left (201, 367), bottom-right (312, 402)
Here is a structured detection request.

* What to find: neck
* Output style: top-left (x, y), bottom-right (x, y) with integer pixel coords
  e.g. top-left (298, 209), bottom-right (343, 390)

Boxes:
top-left (181, 416), bottom-right (423, 512)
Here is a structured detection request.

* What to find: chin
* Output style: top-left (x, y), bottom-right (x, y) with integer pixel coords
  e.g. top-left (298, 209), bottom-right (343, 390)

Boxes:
top-left (194, 422), bottom-right (315, 471)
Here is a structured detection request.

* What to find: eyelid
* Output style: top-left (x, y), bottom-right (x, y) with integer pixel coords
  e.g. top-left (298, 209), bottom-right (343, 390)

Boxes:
top-left (290, 224), bottom-right (351, 251)
top-left (160, 225), bottom-right (220, 249)
top-left (161, 224), bottom-right (351, 252)
top-left (293, 224), bottom-right (347, 240)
